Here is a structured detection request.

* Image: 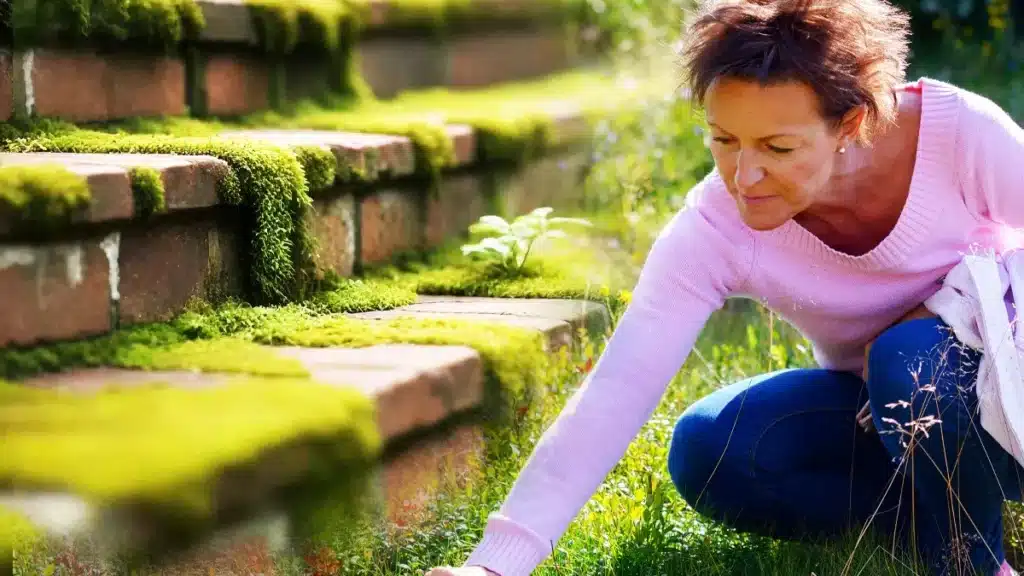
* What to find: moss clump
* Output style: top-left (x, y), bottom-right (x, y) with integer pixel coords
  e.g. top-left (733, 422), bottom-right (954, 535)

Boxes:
top-left (0, 507), bottom-right (39, 571)
top-left (0, 163), bottom-right (92, 235)
top-left (11, 0), bottom-right (204, 51)
top-left (4, 129), bottom-right (308, 305)
top-left (291, 144), bottom-right (338, 192)
top-left (128, 166), bottom-right (166, 217)
top-left (118, 337), bottom-right (311, 376)
top-left (304, 277), bottom-right (418, 313)
top-left (246, 0), bottom-right (354, 55)
top-left (0, 376), bottom-right (380, 516)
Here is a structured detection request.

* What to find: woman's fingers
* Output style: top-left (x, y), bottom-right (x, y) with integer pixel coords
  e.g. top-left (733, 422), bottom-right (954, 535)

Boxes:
top-left (857, 400), bottom-right (874, 432)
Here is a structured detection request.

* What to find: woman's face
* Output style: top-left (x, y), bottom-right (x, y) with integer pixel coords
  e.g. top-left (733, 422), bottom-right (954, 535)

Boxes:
top-left (704, 77), bottom-right (853, 231)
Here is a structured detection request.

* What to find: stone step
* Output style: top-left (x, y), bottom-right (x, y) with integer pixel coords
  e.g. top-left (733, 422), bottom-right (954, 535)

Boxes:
top-left (353, 295), bottom-right (610, 351)
top-left (1, 0), bottom-right (590, 122)
top-left (0, 296), bottom-right (604, 572)
top-left (0, 101), bottom-right (593, 346)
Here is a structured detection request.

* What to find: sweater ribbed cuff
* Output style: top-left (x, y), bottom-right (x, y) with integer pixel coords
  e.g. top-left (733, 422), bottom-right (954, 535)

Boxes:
top-left (464, 517), bottom-right (550, 576)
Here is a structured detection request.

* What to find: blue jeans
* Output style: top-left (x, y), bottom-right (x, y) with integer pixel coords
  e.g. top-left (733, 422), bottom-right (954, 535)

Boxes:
top-left (668, 318), bottom-right (1024, 575)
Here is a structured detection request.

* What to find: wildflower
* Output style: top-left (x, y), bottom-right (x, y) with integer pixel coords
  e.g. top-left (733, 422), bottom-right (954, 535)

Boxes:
top-left (618, 290), bottom-right (632, 305)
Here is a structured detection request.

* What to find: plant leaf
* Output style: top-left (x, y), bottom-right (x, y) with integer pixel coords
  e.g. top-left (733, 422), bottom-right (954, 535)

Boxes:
top-left (548, 217), bottom-right (593, 227)
top-left (480, 236), bottom-right (512, 257)
top-left (510, 219), bottom-right (538, 238)
top-left (541, 229), bottom-right (568, 239)
top-left (478, 215), bottom-right (511, 232)
top-left (530, 206), bottom-right (554, 219)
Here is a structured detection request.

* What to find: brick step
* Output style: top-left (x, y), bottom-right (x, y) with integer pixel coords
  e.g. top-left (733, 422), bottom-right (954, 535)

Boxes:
top-left (0, 296), bottom-right (606, 573)
top-left (0, 106), bottom-right (591, 346)
top-left (1, 0), bottom-right (595, 122)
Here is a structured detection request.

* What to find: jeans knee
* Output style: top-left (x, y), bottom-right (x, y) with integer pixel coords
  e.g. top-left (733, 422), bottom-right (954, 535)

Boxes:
top-left (867, 317), bottom-right (978, 438)
top-left (667, 407), bottom-right (720, 509)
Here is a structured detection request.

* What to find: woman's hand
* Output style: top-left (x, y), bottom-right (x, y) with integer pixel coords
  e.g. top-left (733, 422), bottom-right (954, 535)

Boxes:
top-left (425, 567), bottom-right (500, 576)
top-left (858, 303), bottom-right (936, 432)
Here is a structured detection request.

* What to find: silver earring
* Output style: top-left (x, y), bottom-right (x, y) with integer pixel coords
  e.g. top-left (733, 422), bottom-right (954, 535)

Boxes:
top-left (838, 144), bottom-right (847, 154)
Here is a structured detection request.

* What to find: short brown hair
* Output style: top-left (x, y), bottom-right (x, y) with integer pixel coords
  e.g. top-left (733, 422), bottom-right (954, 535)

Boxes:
top-left (680, 0), bottom-right (911, 143)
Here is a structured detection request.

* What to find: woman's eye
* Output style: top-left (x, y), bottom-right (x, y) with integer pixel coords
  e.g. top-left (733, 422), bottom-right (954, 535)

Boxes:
top-left (712, 137), bottom-right (734, 145)
top-left (768, 144), bottom-right (794, 154)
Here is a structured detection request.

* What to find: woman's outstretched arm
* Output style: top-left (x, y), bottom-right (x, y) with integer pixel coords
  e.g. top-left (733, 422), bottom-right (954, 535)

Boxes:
top-left (448, 172), bottom-right (757, 576)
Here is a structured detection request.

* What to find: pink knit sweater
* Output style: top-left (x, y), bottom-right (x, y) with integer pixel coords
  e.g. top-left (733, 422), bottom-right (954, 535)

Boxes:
top-left (465, 77), bottom-right (1024, 575)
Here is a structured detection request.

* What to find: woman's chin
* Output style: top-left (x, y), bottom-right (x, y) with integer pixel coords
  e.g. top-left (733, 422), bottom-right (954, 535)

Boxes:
top-left (740, 212), bottom-right (791, 232)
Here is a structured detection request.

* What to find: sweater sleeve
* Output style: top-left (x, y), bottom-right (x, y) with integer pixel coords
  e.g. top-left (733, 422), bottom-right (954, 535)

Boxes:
top-left (463, 171), bottom-right (755, 576)
top-left (956, 89), bottom-right (1024, 227)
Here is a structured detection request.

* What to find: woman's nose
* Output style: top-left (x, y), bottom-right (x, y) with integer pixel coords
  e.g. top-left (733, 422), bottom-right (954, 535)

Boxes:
top-left (734, 150), bottom-right (765, 189)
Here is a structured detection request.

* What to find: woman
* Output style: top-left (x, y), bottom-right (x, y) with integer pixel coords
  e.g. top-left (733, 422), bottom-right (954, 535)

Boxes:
top-left (429, 0), bottom-right (1024, 574)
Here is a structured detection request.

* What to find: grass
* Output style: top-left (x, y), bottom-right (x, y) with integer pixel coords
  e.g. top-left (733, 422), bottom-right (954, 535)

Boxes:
top-left (0, 506), bottom-right (38, 572)
top-left (264, 301), bottom-right (927, 575)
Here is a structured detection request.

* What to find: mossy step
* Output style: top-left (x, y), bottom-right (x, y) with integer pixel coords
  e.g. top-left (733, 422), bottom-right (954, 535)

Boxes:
top-left (352, 295), bottom-right (609, 350)
top-left (194, 0), bottom-right (578, 46)
top-left (0, 295), bottom-right (605, 570)
top-left (0, 153), bottom-right (228, 237)
top-left (0, 373), bottom-right (379, 566)
top-left (218, 124), bottom-right (475, 182)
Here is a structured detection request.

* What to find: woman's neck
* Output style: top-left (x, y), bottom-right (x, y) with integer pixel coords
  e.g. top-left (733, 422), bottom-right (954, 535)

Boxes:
top-left (793, 90), bottom-right (922, 255)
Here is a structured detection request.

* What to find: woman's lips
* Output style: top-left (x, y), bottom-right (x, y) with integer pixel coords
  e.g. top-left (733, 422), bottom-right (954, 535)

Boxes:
top-left (741, 195), bottom-right (778, 205)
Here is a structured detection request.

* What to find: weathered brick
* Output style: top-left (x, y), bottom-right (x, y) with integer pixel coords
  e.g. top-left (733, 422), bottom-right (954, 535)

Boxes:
top-left (277, 344), bottom-right (485, 441)
top-left (0, 237), bottom-right (114, 346)
top-left (0, 153), bottom-right (229, 238)
top-left (496, 150), bottom-right (589, 216)
top-left (307, 190), bottom-right (356, 278)
top-left (360, 189), bottom-right (423, 265)
top-left (446, 28), bottom-right (569, 87)
top-left (448, 124), bottom-right (477, 167)
top-left (426, 173), bottom-right (487, 248)
top-left (19, 50), bottom-right (185, 121)
top-left (0, 51), bottom-right (12, 121)
top-left (358, 36), bottom-right (445, 98)
top-left (118, 217), bottom-right (243, 324)
top-left (204, 54), bottom-right (270, 116)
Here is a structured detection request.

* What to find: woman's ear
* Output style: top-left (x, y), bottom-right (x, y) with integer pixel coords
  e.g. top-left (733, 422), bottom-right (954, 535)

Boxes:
top-left (838, 105), bottom-right (867, 144)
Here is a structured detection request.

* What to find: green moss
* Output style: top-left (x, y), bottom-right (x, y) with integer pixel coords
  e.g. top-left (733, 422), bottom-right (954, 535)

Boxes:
top-left (249, 314), bottom-right (551, 408)
top-left (248, 69), bottom-right (662, 170)
top-left (246, 0), bottom-right (354, 55)
top-left (11, 0), bottom-right (204, 51)
top-left (368, 234), bottom-right (634, 315)
top-left (0, 163), bottom-right (92, 235)
top-left (4, 129), bottom-right (308, 305)
top-left (117, 337), bottom-right (311, 376)
top-left (0, 507), bottom-right (39, 571)
top-left (0, 376), bottom-right (380, 515)
top-left (292, 144), bottom-right (338, 192)
top-left (304, 277), bottom-right (418, 313)
top-left (0, 281), bottom-right (415, 380)
top-left (129, 166), bottom-right (167, 217)
top-left (346, 0), bottom-right (582, 32)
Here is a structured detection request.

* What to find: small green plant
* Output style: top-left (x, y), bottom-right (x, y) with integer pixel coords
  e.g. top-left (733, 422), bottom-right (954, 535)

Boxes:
top-left (460, 207), bottom-right (592, 276)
